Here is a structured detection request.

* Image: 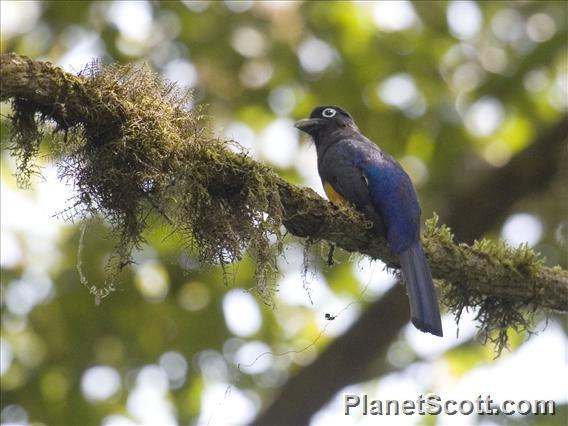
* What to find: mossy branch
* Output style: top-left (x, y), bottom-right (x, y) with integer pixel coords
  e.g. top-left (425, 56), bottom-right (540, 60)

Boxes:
top-left (1, 53), bottom-right (567, 343)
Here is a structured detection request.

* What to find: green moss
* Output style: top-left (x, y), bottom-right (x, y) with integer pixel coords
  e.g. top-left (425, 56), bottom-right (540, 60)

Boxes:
top-left (9, 99), bottom-right (44, 187)
top-left (442, 237), bottom-right (547, 355)
top-left (8, 61), bottom-right (285, 300)
top-left (423, 213), bottom-right (454, 244)
top-left (422, 213), bottom-right (551, 355)
top-left (6, 57), bottom-right (564, 355)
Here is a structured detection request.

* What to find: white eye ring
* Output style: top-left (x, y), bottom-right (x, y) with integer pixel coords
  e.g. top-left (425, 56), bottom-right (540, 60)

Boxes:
top-left (322, 108), bottom-right (336, 118)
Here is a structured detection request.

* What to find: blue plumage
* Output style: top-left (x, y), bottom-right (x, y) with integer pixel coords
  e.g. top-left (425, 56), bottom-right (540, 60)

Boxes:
top-left (295, 106), bottom-right (443, 337)
top-left (362, 152), bottom-right (421, 254)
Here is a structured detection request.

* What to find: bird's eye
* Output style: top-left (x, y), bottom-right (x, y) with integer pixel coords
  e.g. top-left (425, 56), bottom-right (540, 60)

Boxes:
top-left (322, 108), bottom-right (336, 118)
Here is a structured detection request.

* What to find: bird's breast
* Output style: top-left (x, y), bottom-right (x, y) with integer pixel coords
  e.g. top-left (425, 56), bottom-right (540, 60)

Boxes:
top-left (323, 181), bottom-right (349, 206)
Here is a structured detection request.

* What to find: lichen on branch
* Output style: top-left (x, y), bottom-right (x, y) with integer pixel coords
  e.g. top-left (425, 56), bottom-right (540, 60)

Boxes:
top-left (1, 53), bottom-right (285, 301)
top-left (1, 53), bottom-right (567, 351)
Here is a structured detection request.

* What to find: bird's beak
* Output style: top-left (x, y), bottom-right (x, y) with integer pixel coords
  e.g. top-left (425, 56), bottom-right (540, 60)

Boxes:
top-left (294, 118), bottom-right (324, 133)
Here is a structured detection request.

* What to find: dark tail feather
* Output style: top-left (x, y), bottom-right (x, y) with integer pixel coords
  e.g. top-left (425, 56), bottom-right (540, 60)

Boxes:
top-left (399, 241), bottom-right (443, 337)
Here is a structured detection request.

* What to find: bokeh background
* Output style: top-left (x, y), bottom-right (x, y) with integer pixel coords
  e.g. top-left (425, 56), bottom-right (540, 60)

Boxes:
top-left (1, 1), bottom-right (567, 425)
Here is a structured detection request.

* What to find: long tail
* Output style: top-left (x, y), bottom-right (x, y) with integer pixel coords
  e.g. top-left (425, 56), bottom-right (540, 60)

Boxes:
top-left (399, 241), bottom-right (443, 337)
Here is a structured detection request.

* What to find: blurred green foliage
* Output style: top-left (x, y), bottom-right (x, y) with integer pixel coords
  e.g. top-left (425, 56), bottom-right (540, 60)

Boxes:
top-left (1, 1), bottom-right (566, 425)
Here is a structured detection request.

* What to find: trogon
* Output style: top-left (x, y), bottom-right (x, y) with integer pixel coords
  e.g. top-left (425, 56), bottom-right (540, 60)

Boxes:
top-left (295, 106), bottom-right (443, 337)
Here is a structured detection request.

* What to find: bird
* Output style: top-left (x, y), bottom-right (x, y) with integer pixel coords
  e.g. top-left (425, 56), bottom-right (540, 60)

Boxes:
top-left (295, 105), bottom-right (443, 337)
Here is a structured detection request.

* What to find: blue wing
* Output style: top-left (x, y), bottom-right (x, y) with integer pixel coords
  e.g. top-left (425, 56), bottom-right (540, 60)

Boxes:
top-left (318, 139), bottom-right (385, 234)
top-left (362, 150), bottom-right (421, 254)
top-left (319, 138), bottom-right (420, 253)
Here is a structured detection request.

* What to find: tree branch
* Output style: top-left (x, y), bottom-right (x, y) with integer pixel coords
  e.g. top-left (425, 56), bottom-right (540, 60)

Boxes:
top-left (2, 52), bottom-right (567, 425)
top-left (3, 53), bottom-right (564, 311)
top-left (251, 115), bottom-right (568, 426)
top-left (248, 28), bottom-right (568, 424)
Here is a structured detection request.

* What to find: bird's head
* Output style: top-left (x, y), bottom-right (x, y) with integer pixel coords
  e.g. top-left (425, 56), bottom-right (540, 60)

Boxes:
top-left (295, 106), bottom-right (357, 138)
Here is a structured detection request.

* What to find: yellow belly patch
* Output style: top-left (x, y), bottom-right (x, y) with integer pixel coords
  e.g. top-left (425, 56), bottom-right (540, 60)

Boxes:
top-left (323, 182), bottom-right (349, 206)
